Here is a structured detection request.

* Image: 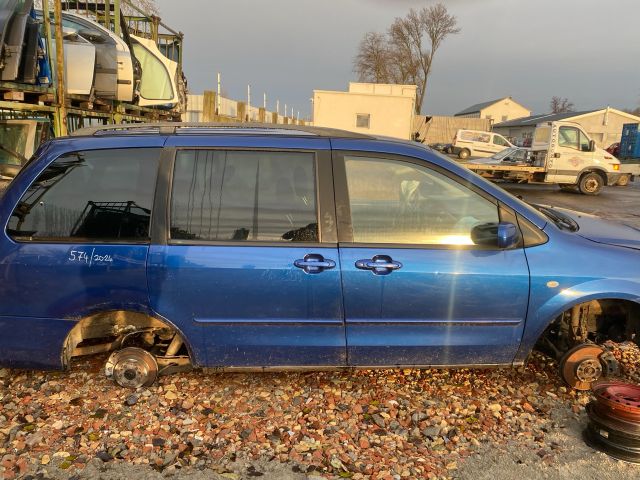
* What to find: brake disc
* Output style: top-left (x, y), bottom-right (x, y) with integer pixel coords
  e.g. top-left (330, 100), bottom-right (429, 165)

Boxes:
top-left (105, 347), bottom-right (159, 389)
top-left (559, 344), bottom-right (605, 390)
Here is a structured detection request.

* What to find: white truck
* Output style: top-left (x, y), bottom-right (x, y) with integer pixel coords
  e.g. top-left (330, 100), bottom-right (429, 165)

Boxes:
top-left (465, 121), bottom-right (623, 195)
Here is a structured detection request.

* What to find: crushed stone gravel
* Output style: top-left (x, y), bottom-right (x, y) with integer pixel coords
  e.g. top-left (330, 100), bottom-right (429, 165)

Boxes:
top-left (0, 344), bottom-right (639, 479)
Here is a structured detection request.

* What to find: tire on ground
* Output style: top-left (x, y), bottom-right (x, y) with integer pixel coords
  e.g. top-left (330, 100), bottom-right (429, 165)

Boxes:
top-left (578, 171), bottom-right (604, 195)
top-left (458, 148), bottom-right (470, 160)
top-left (616, 174), bottom-right (630, 187)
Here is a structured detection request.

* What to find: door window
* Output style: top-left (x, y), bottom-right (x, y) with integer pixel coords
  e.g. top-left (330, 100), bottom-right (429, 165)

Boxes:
top-left (579, 131), bottom-right (591, 151)
top-left (170, 150), bottom-right (318, 242)
top-left (558, 127), bottom-right (580, 149)
top-left (493, 135), bottom-right (508, 146)
top-left (344, 156), bottom-right (499, 245)
top-left (7, 148), bottom-right (160, 241)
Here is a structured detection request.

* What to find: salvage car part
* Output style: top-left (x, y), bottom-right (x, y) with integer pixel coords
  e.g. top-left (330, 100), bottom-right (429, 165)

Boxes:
top-left (105, 347), bottom-right (158, 388)
top-left (0, 0), bottom-right (32, 81)
top-left (585, 382), bottom-right (640, 463)
top-left (131, 35), bottom-right (178, 107)
top-left (558, 343), bottom-right (606, 390)
top-left (592, 381), bottom-right (640, 422)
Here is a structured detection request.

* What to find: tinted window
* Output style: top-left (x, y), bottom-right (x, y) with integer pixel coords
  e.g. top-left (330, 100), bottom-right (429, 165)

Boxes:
top-left (7, 149), bottom-right (159, 241)
top-left (171, 150), bottom-right (318, 242)
top-left (344, 156), bottom-right (499, 245)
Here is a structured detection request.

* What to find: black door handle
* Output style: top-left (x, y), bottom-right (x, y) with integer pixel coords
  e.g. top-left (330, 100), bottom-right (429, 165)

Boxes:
top-left (355, 254), bottom-right (402, 275)
top-left (294, 253), bottom-right (336, 274)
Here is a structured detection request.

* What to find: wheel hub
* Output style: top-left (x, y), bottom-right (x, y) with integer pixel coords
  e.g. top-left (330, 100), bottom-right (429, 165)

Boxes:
top-left (559, 344), bottom-right (606, 390)
top-left (105, 347), bottom-right (158, 388)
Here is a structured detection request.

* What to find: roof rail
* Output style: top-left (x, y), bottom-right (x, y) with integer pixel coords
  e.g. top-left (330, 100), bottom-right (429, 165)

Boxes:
top-left (70, 122), bottom-right (373, 139)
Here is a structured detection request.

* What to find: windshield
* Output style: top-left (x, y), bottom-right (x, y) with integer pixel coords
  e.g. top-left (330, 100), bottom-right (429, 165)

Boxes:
top-left (491, 148), bottom-right (516, 160)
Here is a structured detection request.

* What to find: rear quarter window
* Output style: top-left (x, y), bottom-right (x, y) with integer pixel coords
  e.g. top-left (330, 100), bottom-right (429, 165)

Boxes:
top-left (7, 148), bottom-right (160, 241)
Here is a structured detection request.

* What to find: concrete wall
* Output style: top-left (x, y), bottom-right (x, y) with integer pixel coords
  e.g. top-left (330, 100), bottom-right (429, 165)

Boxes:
top-left (481, 98), bottom-right (531, 123)
top-left (312, 82), bottom-right (417, 140)
top-left (187, 93), bottom-right (302, 125)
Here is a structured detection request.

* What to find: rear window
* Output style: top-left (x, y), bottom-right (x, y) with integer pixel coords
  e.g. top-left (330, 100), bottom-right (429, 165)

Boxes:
top-left (7, 148), bottom-right (160, 241)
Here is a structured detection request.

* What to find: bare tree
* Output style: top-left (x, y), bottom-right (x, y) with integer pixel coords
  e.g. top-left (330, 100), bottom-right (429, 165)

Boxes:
top-left (550, 96), bottom-right (575, 114)
top-left (353, 4), bottom-right (460, 114)
top-left (354, 32), bottom-right (391, 83)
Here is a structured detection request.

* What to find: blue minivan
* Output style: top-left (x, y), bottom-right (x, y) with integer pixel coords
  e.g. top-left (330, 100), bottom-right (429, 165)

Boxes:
top-left (0, 123), bottom-right (638, 390)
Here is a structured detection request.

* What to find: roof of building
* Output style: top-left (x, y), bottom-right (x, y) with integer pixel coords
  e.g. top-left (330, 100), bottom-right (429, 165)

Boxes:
top-left (454, 97), bottom-right (514, 116)
top-left (493, 110), bottom-right (600, 128)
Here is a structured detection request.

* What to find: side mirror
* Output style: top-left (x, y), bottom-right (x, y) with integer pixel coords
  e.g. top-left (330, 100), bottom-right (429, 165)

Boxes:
top-left (471, 222), bottom-right (520, 248)
top-left (589, 139), bottom-right (596, 152)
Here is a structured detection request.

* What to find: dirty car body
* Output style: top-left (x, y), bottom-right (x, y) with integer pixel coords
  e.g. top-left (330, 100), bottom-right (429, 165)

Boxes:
top-left (0, 124), bottom-right (638, 388)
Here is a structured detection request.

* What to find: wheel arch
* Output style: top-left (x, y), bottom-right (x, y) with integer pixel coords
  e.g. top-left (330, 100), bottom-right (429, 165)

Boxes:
top-left (61, 308), bottom-right (199, 369)
top-left (579, 167), bottom-right (608, 185)
top-left (515, 282), bottom-right (640, 363)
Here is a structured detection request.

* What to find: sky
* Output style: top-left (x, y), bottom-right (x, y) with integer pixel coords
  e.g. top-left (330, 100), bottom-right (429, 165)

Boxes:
top-left (155, 0), bottom-right (640, 118)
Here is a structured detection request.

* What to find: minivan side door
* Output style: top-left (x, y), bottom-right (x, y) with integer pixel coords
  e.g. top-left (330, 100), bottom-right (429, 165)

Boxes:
top-left (147, 137), bottom-right (345, 367)
top-left (333, 149), bottom-right (530, 366)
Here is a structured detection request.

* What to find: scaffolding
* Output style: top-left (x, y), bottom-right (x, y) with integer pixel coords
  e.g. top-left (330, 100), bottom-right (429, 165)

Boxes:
top-left (0, 0), bottom-right (185, 138)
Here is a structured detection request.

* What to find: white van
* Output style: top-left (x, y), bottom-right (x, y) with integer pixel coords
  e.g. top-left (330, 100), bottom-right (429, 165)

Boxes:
top-left (465, 121), bottom-right (622, 195)
top-left (452, 129), bottom-right (514, 159)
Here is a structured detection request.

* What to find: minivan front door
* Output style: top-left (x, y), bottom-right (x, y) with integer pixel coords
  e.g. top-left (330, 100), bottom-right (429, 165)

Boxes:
top-left (334, 152), bottom-right (530, 366)
top-left (147, 144), bottom-right (345, 367)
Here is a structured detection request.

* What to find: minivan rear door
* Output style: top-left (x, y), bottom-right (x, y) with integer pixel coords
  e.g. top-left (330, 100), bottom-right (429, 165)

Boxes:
top-left (148, 136), bottom-right (345, 367)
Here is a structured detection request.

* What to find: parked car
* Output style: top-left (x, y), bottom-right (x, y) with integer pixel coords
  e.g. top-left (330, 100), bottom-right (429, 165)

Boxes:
top-left (428, 142), bottom-right (453, 154)
top-left (451, 129), bottom-right (514, 159)
top-left (0, 123), bottom-right (638, 391)
top-left (606, 142), bottom-right (620, 158)
top-left (473, 146), bottom-right (533, 165)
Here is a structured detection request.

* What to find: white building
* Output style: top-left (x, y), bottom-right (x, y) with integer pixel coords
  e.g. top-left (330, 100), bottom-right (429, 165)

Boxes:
top-left (312, 83), bottom-right (417, 140)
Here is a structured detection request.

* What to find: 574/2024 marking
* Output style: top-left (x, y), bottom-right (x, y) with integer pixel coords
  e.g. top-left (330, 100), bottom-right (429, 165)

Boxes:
top-left (68, 248), bottom-right (113, 266)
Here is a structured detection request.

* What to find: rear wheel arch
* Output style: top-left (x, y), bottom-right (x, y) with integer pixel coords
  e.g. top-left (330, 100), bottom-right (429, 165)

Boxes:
top-left (61, 309), bottom-right (196, 369)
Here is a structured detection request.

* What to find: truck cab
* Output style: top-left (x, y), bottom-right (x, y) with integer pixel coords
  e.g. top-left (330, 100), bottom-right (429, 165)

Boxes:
top-left (532, 121), bottom-right (622, 194)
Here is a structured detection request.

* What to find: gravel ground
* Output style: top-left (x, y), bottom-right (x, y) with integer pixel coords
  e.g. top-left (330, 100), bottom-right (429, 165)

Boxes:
top-left (0, 343), bottom-right (639, 480)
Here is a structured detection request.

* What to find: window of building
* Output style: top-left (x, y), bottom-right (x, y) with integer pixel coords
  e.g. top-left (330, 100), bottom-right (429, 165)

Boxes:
top-left (7, 149), bottom-right (160, 241)
top-left (356, 114), bottom-right (370, 129)
top-left (502, 115), bottom-right (508, 122)
top-left (344, 156), bottom-right (499, 245)
top-left (170, 150), bottom-right (318, 242)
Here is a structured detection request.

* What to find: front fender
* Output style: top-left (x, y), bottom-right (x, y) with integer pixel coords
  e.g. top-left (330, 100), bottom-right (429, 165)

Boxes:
top-left (514, 278), bottom-right (640, 363)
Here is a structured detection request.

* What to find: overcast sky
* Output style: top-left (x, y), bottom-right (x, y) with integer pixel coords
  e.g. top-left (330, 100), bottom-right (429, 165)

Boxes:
top-left (155, 0), bottom-right (640, 118)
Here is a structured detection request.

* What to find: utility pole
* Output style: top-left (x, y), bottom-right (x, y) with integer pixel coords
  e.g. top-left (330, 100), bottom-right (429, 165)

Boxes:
top-left (247, 84), bottom-right (251, 121)
top-left (216, 73), bottom-right (221, 115)
top-left (53, 0), bottom-right (67, 136)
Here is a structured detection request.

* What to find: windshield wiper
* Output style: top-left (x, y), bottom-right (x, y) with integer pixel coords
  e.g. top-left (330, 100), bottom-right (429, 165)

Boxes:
top-left (532, 204), bottom-right (579, 232)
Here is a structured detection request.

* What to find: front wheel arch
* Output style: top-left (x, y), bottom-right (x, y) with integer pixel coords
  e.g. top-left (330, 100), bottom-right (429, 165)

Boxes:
top-left (514, 290), bottom-right (640, 364)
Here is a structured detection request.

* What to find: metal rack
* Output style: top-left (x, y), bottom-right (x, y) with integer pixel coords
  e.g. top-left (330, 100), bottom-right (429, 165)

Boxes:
top-left (1, 0), bottom-right (185, 138)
